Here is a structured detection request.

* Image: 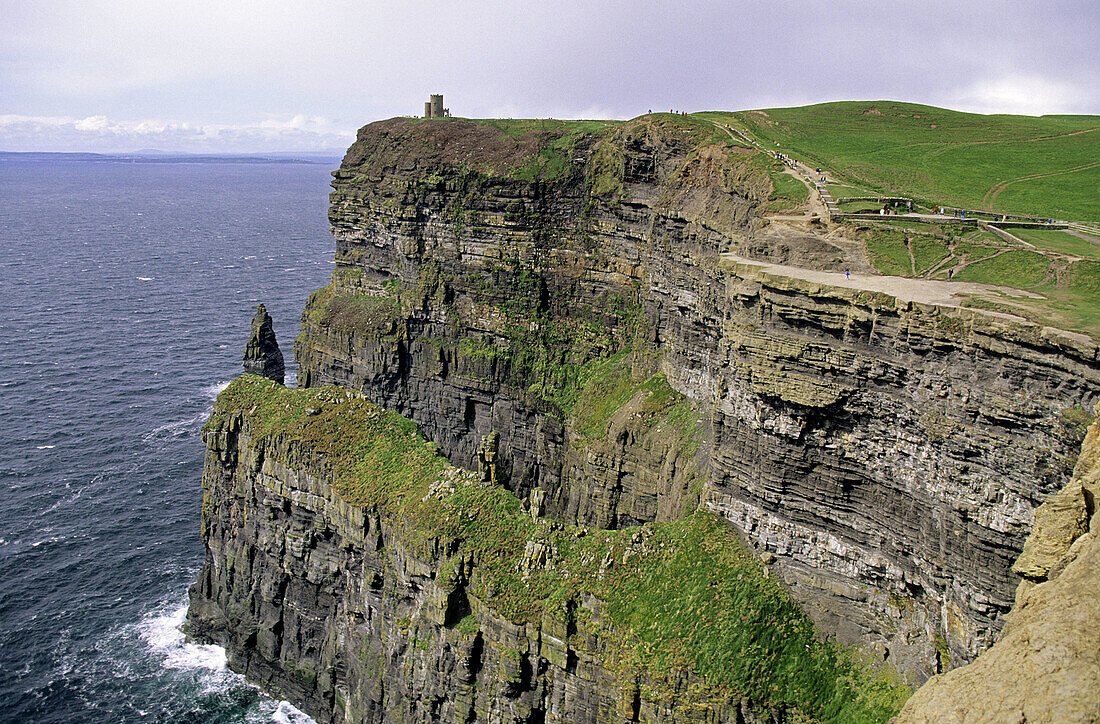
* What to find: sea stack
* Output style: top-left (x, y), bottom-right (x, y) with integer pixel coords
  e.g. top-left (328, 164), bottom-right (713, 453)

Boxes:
top-left (242, 303), bottom-right (285, 384)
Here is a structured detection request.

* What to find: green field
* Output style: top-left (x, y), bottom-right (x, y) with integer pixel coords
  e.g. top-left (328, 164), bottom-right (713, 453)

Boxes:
top-left (850, 220), bottom-right (1100, 337)
top-left (706, 102), bottom-right (1098, 221)
top-left (1009, 228), bottom-right (1100, 259)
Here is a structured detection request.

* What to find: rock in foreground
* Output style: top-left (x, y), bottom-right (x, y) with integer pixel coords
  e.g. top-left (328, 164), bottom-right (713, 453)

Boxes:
top-left (895, 406), bottom-right (1100, 723)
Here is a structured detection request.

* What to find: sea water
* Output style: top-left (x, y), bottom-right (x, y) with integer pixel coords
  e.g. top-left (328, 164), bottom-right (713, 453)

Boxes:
top-left (0, 155), bottom-right (339, 722)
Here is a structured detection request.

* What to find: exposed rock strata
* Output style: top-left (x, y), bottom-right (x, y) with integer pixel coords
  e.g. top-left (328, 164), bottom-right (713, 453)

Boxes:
top-left (243, 303), bottom-right (285, 384)
top-left (294, 116), bottom-right (1100, 680)
top-left (187, 377), bottom-right (885, 723)
top-left (895, 406), bottom-right (1100, 722)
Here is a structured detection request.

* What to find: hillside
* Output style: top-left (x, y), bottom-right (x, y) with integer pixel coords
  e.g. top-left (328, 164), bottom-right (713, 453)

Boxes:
top-left (702, 101), bottom-right (1098, 222)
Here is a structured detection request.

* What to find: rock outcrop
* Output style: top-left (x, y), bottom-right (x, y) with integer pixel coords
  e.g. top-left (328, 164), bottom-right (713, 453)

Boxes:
top-left (895, 405), bottom-right (1100, 722)
top-left (243, 303), bottom-right (285, 384)
top-left (186, 376), bottom-right (906, 724)
top-left (293, 116), bottom-right (1100, 680)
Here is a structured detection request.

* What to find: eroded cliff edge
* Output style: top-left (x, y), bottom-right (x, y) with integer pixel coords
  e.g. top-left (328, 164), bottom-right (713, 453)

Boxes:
top-left (292, 115), bottom-right (1099, 679)
top-left (186, 376), bottom-right (905, 723)
top-left (895, 405), bottom-right (1100, 722)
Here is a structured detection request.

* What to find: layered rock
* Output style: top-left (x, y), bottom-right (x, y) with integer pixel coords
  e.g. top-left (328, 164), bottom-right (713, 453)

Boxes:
top-left (294, 116), bottom-right (1100, 680)
top-left (243, 303), bottom-right (285, 384)
top-left (186, 376), bottom-right (904, 724)
top-left (895, 406), bottom-right (1100, 722)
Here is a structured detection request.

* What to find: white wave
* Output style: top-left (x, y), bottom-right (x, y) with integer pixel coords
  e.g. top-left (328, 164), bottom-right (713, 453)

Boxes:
top-left (136, 276), bottom-right (155, 281)
top-left (43, 486), bottom-right (83, 514)
top-left (144, 381), bottom-right (229, 441)
top-left (204, 380), bottom-right (231, 399)
top-left (139, 601), bottom-right (317, 723)
top-left (145, 411), bottom-right (208, 441)
top-left (270, 701), bottom-right (315, 724)
top-left (140, 605), bottom-right (227, 672)
top-left (31, 535), bottom-right (64, 547)
top-left (36, 444), bottom-right (56, 449)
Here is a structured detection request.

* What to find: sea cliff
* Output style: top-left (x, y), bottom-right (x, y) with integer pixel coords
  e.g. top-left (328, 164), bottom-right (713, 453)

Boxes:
top-left (294, 116), bottom-right (1098, 677)
top-left (896, 405), bottom-right (1100, 721)
top-left (188, 114), bottom-right (1099, 721)
top-left (186, 376), bottom-right (904, 723)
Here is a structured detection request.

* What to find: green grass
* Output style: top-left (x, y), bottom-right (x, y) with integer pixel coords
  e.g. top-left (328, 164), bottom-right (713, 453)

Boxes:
top-left (839, 201), bottom-right (885, 213)
top-left (210, 375), bottom-right (909, 721)
top-left (952, 250), bottom-right (1052, 288)
top-left (1009, 228), bottom-right (1100, 259)
top-left (586, 137), bottom-right (625, 198)
top-left (564, 350), bottom-right (699, 450)
top-left (962, 258), bottom-right (1100, 336)
top-left (911, 236), bottom-right (951, 275)
top-left (863, 227), bottom-right (912, 276)
top-left (300, 283), bottom-right (403, 338)
top-left (467, 118), bottom-right (618, 138)
top-left (827, 183), bottom-right (873, 197)
top-left (731, 101), bottom-right (1099, 221)
top-left (740, 152), bottom-right (810, 211)
top-left (207, 376), bottom-right (446, 507)
top-left (851, 219), bottom-right (1100, 337)
top-left (765, 170), bottom-right (810, 212)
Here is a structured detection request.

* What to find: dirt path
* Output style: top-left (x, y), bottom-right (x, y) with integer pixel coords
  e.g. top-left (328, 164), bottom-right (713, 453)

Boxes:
top-left (1067, 229), bottom-right (1100, 246)
top-left (720, 251), bottom-right (1043, 310)
top-left (780, 167), bottom-right (829, 219)
top-left (981, 160), bottom-right (1100, 210)
top-left (710, 120), bottom-right (830, 220)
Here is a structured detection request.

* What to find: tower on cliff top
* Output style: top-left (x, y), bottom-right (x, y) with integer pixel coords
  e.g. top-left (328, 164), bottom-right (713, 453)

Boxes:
top-left (423, 94), bottom-right (448, 118)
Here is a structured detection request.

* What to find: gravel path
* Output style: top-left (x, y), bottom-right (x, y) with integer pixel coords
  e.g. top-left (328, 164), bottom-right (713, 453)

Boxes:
top-left (720, 252), bottom-right (1043, 308)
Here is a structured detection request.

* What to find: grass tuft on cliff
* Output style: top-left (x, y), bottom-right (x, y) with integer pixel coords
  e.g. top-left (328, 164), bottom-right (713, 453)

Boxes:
top-left (208, 375), bottom-right (909, 722)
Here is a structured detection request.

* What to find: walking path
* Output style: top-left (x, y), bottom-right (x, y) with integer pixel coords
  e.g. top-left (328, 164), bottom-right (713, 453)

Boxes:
top-left (712, 120), bottom-right (833, 220)
top-left (720, 251), bottom-right (1042, 309)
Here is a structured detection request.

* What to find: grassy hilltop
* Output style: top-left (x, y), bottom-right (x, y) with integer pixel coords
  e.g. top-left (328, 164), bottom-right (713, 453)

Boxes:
top-left (703, 101), bottom-right (1098, 221)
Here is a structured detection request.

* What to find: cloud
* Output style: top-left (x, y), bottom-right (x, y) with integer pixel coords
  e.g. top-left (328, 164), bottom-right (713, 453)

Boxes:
top-left (0, 113), bottom-right (356, 153)
top-left (944, 75), bottom-right (1094, 116)
top-left (1, 0), bottom-right (1095, 153)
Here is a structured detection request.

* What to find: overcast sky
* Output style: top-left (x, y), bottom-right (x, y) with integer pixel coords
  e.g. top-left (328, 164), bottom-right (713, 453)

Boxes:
top-left (1, 0), bottom-right (1097, 153)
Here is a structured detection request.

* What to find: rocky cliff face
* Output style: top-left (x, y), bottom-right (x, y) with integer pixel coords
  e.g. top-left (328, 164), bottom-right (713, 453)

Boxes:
top-left (895, 405), bottom-right (1100, 722)
top-left (294, 116), bottom-right (1100, 681)
top-left (186, 376), bottom-right (905, 724)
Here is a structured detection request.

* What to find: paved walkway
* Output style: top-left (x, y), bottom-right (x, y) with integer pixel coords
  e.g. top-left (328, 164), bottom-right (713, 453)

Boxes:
top-left (720, 252), bottom-right (1043, 308)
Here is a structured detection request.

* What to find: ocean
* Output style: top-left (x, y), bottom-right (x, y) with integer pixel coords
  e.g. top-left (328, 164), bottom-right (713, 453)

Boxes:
top-left (0, 155), bottom-right (338, 723)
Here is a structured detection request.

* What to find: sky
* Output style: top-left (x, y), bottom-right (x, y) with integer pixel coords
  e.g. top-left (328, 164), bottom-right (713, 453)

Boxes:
top-left (1, 0), bottom-right (1097, 153)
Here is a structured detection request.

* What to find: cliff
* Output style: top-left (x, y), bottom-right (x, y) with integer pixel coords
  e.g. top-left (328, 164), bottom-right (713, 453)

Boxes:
top-left (894, 405), bottom-right (1100, 722)
top-left (186, 375), bottom-right (905, 723)
top-left (293, 115), bottom-right (1100, 680)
